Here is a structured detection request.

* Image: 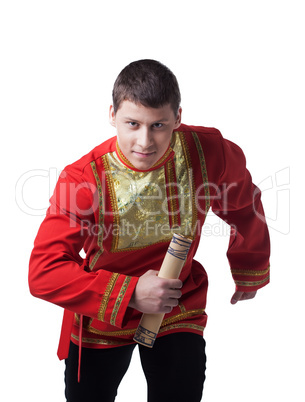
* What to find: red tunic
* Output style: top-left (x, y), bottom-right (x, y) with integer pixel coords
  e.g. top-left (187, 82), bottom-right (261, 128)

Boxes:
top-left (28, 124), bottom-right (270, 359)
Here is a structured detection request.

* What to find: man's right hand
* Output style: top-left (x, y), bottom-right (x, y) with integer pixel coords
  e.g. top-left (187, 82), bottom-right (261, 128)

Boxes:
top-left (128, 270), bottom-right (183, 314)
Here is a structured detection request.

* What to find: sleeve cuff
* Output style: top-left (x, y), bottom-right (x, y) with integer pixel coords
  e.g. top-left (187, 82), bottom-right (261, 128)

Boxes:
top-left (232, 265), bottom-right (270, 292)
top-left (97, 273), bottom-right (138, 328)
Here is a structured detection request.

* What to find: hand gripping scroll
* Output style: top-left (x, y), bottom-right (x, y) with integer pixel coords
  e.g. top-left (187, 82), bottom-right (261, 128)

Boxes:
top-left (133, 234), bottom-right (192, 347)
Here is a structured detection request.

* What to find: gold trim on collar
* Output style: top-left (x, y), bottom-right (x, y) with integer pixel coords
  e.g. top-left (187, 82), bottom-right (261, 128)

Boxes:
top-left (115, 141), bottom-right (174, 172)
top-left (116, 142), bottom-right (136, 169)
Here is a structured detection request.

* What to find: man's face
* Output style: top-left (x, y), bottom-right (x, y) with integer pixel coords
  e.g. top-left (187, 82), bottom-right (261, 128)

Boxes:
top-left (109, 100), bottom-right (182, 170)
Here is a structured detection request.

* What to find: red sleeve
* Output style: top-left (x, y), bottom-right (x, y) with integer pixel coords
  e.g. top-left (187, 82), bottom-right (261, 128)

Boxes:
top-left (211, 138), bottom-right (270, 292)
top-left (28, 168), bottom-right (138, 329)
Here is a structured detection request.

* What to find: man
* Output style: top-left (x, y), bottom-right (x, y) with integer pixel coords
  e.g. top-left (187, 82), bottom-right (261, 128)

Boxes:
top-left (29, 59), bottom-right (270, 401)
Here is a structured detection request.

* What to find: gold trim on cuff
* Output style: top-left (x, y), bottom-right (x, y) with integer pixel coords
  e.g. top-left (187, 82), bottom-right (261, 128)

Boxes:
top-left (98, 273), bottom-right (119, 321)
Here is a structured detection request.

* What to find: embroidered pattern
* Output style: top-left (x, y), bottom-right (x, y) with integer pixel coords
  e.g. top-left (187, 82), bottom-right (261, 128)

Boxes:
top-left (72, 322), bottom-right (205, 346)
top-left (234, 275), bottom-right (270, 287)
top-left (192, 131), bottom-right (210, 214)
top-left (161, 308), bottom-right (205, 327)
top-left (110, 276), bottom-right (132, 326)
top-left (89, 161), bottom-right (105, 270)
top-left (101, 154), bottom-right (120, 251)
top-left (116, 141), bottom-right (173, 171)
top-left (150, 146), bottom-right (173, 168)
top-left (98, 133), bottom-right (198, 252)
top-left (98, 273), bottom-right (119, 321)
top-left (84, 327), bottom-right (135, 337)
top-left (71, 334), bottom-right (131, 346)
top-left (106, 151), bottom-right (171, 251)
top-left (178, 132), bottom-right (198, 238)
top-left (231, 265), bottom-right (270, 276)
top-left (159, 323), bottom-right (205, 333)
top-left (164, 158), bottom-right (181, 228)
top-left (86, 307), bottom-right (205, 337)
top-left (116, 141), bottom-right (136, 169)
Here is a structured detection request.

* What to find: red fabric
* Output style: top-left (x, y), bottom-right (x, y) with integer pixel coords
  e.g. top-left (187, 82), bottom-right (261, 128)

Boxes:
top-left (29, 124), bottom-right (270, 360)
top-left (57, 309), bottom-right (74, 360)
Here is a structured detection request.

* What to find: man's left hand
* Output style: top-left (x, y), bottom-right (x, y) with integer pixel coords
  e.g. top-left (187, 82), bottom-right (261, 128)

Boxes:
top-left (231, 290), bottom-right (257, 304)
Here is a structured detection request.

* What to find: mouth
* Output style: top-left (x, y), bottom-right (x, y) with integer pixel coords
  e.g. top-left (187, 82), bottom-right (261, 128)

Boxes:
top-left (132, 151), bottom-right (156, 158)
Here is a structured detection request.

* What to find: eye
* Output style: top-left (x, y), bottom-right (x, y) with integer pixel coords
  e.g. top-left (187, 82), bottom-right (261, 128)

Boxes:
top-left (152, 123), bottom-right (163, 129)
top-left (128, 122), bottom-right (138, 127)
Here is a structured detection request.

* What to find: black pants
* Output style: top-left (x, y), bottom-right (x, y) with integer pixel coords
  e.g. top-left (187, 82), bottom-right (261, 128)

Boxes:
top-left (65, 333), bottom-right (206, 402)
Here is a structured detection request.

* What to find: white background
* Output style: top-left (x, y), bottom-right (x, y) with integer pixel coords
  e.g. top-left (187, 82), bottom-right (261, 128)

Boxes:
top-left (1, 0), bottom-right (304, 401)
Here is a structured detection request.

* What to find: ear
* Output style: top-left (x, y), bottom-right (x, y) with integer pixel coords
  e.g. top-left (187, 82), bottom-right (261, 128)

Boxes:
top-left (109, 105), bottom-right (116, 127)
top-left (174, 107), bottom-right (182, 129)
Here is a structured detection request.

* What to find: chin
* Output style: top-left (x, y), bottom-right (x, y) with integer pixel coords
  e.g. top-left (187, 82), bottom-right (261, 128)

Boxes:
top-left (130, 154), bottom-right (159, 170)
top-left (133, 161), bottom-right (155, 170)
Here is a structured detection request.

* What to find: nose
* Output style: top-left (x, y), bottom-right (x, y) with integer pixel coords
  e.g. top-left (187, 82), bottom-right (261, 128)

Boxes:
top-left (136, 127), bottom-right (153, 149)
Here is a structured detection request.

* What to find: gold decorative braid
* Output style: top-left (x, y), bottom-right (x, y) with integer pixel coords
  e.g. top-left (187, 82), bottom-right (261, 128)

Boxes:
top-left (98, 273), bottom-right (119, 321)
top-left (151, 146), bottom-right (173, 168)
top-left (192, 131), bottom-right (210, 213)
top-left (90, 249), bottom-right (103, 271)
top-left (85, 327), bottom-right (136, 337)
top-left (101, 154), bottom-right (120, 251)
top-left (165, 158), bottom-right (180, 227)
top-left (178, 132), bottom-right (198, 238)
top-left (116, 141), bottom-right (173, 171)
top-left (110, 276), bottom-right (132, 326)
top-left (159, 323), bottom-right (205, 333)
top-left (235, 275), bottom-right (270, 287)
top-left (71, 333), bottom-right (132, 346)
top-left (86, 308), bottom-right (205, 337)
top-left (89, 161), bottom-right (105, 270)
top-left (161, 308), bottom-right (205, 327)
top-left (231, 265), bottom-right (270, 277)
top-left (110, 238), bottom-right (171, 253)
top-left (73, 324), bottom-right (204, 346)
top-left (116, 142), bottom-right (136, 169)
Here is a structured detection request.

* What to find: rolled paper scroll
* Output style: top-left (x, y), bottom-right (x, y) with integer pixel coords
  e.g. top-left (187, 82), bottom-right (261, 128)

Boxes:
top-left (133, 233), bottom-right (193, 348)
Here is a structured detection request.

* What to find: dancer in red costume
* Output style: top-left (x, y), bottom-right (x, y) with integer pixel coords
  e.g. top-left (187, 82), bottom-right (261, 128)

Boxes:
top-left (29, 59), bottom-right (270, 402)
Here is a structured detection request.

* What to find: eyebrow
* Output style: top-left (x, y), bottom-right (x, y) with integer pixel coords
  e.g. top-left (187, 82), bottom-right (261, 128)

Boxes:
top-left (124, 117), bottom-right (169, 123)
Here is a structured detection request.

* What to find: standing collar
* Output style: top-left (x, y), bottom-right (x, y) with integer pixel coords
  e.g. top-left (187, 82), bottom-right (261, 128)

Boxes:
top-left (115, 141), bottom-right (175, 172)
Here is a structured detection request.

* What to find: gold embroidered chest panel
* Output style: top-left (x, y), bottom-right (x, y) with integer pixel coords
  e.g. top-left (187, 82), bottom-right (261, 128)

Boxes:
top-left (97, 132), bottom-right (200, 252)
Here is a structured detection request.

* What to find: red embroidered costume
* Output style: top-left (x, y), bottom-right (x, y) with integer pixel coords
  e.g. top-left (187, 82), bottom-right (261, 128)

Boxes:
top-left (29, 124), bottom-right (270, 360)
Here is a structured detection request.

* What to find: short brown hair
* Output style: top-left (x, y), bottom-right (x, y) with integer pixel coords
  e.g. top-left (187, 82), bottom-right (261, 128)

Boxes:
top-left (112, 59), bottom-right (181, 116)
